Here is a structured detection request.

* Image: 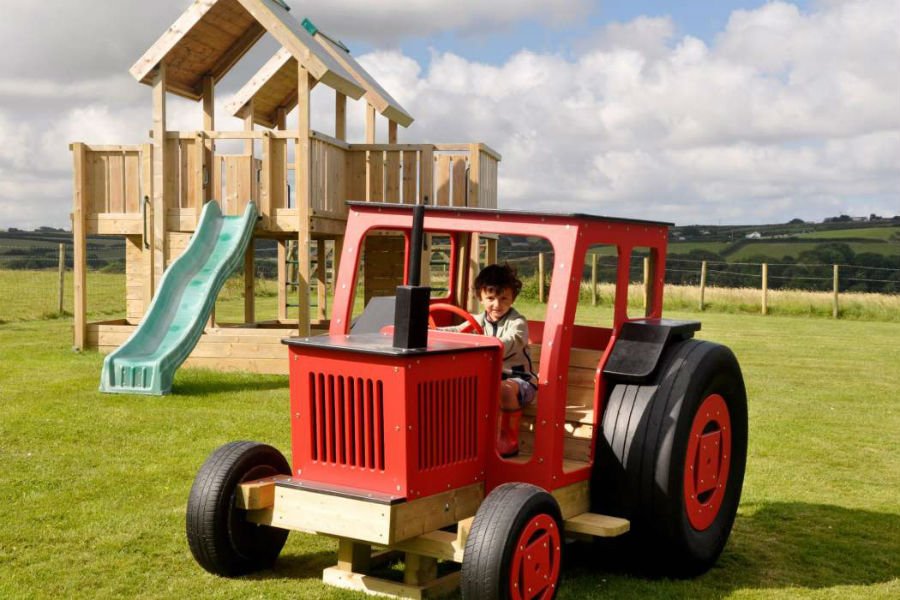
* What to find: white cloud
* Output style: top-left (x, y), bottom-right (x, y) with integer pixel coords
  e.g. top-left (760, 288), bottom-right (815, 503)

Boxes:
top-left (301, 0), bottom-right (592, 42)
top-left (1, 0), bottom-right (899, 229)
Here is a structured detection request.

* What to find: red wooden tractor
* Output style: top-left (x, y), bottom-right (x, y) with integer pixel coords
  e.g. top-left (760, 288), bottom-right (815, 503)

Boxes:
top-left (186, 203), bottom-right (747, 599)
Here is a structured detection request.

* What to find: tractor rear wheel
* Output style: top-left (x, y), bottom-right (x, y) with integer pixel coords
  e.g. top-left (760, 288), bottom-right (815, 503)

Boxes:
top-left (461, 483), bottom-right (563, 599)
top-left (593, 339), bottom-right (748, 576)
top-left (186, 441), bottom-right (291, 576)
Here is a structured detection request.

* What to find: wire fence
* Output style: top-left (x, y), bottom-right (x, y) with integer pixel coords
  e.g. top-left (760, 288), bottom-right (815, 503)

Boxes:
top-left (3, 244), bottom-right (900, 324)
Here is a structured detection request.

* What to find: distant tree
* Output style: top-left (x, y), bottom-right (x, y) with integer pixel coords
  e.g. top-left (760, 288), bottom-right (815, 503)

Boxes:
top-left (788, 218), bottom-right (805, 224)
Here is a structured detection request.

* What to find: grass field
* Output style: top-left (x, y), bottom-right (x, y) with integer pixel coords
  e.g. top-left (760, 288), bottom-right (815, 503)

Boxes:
top-left (1, 310), bottom-right (898, 598)
top-left (727, 241), bottom-right (900, 261)
top-left (796, 226), bottom-right (900, 241)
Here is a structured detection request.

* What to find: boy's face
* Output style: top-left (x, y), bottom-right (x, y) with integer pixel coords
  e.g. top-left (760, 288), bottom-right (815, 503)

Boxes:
top-left (479, 286), bottom-right (515, 322)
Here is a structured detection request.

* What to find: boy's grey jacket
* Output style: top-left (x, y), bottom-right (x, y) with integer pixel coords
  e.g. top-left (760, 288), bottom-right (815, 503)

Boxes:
top-left (450, 307), bottom-right (534, 377)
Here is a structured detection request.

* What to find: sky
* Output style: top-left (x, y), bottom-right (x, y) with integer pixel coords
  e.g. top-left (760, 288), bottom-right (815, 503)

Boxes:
top-left (0, 0), bottom-right (898, 229)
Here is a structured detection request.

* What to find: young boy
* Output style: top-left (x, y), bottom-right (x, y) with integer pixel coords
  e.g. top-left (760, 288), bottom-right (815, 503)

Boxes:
top-left (452, 264), bottom-right (537, 457)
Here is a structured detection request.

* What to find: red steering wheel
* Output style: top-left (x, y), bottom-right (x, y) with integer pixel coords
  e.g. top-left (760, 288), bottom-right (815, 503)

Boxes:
top-left (428, 303), bottom-right (484, 334)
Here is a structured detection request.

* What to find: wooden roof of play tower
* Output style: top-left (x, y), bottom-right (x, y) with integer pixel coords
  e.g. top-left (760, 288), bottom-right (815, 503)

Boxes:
top-left (129, 0), bottom-right (412, 126)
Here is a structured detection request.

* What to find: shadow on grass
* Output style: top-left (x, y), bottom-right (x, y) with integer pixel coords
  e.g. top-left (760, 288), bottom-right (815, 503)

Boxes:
top-left (243, 551), bottom-right (335, 582)
top-left (171, 376), bottom-right (288, 397)
top-left (564, 502), bottom-right (900, 597)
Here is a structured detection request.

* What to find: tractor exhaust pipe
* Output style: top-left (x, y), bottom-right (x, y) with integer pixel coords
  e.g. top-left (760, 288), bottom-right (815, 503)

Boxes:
top-left (393, 203), bottom-right (430, 349)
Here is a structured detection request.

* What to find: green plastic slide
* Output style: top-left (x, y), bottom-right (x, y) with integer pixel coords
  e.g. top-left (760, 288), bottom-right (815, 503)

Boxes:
top-left (100, 201), bottom-right (258, 395)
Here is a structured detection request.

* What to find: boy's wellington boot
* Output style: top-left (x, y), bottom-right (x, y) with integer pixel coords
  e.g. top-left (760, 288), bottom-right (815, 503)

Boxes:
top-left (497, 408), bottom-right (522, 458)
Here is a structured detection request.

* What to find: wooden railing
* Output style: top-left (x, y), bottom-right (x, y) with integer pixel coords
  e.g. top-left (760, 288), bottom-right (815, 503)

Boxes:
top-left (72, 132), bottom-right (500, 235)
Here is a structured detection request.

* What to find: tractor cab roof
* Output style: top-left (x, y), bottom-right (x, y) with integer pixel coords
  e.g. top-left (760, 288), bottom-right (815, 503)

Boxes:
top-left (346, 202), bottom-right (673, 229)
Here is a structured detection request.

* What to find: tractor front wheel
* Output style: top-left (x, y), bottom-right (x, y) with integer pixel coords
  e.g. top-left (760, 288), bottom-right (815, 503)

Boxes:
top-left (461, 483), bottom-right (563, 600)
top-left (186, 441), bottom-right (291, 576)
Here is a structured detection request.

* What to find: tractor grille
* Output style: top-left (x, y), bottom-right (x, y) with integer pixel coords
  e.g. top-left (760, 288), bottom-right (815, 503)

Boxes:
top-left (309, 373), bottom-right (385, 470)
top-left (417, 376), bottom-right (478, 470)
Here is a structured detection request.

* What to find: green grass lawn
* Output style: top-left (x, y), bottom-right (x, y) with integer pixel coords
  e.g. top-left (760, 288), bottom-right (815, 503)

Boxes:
top-left (1, 313), bottom-right (898, 599)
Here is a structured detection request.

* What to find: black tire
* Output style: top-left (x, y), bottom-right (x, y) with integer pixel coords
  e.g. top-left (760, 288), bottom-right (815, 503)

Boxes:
top-left (186, 441), bottom-right (291, 576)
top-left (461, 483), bottom-right (563, 600)
top-left (592, 339), bottom-right (748, 577)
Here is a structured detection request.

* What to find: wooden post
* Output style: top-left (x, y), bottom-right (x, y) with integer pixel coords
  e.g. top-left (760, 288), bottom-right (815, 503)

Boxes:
top-left (642, 256), bottom-right (650, 312)
top-left (365, 105), bottom-right (376, 143)
top-left (295, 66), bottom-right (314, 336)
top-left (335, 92), bottom-right (347, 141)
top-left (202, 75), bottom-right (215, 204)
top-left (244, 242), bottom-right (255, 324)
top-left (243, 102), bottom-right (254, 156)
top-left (468, 144), bottom-right (481, 208)
top-left (151, 63), bottom-right (168, 291)
top-left (833, 264), bottom-right (840, 319)
top-left (404, 553), bottom-right (437, 586)
top-left (591, 253), bottom-right (598, 306)
top-left (141, 143), bottom-right (154, 306)
top-left (538, 252), bottom-right (545, 303)
top-left (336, 539), bottom-right (371, 573)
top-left (317, 239), bottom-right (327, 321)
top-left (699, 260), bottom-right (707, 311)
top-left (761, 262), bottom-right (768, 315)
top-left (277, 240), bottom-right (287, 323)
top-left (57, 243), bottom-right (66, 314)
top-left (388, 120), bottom-right (398, 144)
top-left (71, 142), bottom-right (88, 350)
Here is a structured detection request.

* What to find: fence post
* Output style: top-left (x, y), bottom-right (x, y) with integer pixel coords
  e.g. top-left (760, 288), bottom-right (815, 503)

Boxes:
top-left (699, 260), bottom-right (707, 311)
top-left (642, 256), bottom-right (650, 311)
top-left (761, 263), bottom-right (768, 315)
top-left (833, 264), bottom-right (840, 319)
top-left (58, 243), bottom-right (66, 314)
top-left (538, 252), bottom-right (545, 303)
top-left (591, 253), bottom-right (598, 306)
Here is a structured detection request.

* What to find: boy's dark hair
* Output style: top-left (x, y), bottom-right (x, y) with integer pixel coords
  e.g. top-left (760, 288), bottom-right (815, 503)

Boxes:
top-left (474, 263), bottom-right (523, 298)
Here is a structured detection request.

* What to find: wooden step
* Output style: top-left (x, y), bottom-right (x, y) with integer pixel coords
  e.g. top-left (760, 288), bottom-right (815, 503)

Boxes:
top-left (565, 512), bottom-right (630, 538)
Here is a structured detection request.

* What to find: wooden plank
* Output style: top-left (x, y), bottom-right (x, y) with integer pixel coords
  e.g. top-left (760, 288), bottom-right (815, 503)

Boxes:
top-left (419, 146), bottom-right (434, 205)
top-left (322, 567), bottom-right (460, 600)
top-left (392, 529), bottom-right (464, 563)
top-left (182, 356), bottom-right (288, 374)
top-left (401, 151), bottom-right (417, 205)
top-left (247, 485), bottom-right (392, 544)
top-left (468, 144), bottom-right (480, 208)
top-left (550, 481), bottom-right (590, 520)
top-left (346, 151), bottom-right (366, 202)
top-left (367, 150), bottom-right (384, 202)
top-left (236, 477), bottom-right (279, 510)
top-left (450, 156), bottom-right (467, 207)
top-left (565, 513), bottom-right (630, 538)
top-left (124, 153), bottom-right (141, 213)
top-left (434, 155), bottom-right (450, 206)
top-left (389, 484), bottom-right (483, 544)
top-left (384, 151), bottom-right (401, 203)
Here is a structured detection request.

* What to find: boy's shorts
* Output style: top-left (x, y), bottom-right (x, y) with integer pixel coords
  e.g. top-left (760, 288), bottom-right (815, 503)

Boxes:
top-left (508, 377), bottom-right (537, 408)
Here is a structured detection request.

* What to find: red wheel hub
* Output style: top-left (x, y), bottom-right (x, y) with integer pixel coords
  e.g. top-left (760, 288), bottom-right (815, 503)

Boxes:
top-left (509, 514), bottom-right (561, 600)
top-left (684, 393), bottom-right (732, 531)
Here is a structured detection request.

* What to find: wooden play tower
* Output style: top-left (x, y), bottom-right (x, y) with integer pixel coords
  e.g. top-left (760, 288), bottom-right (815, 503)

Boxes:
top-left (70, 0), bottom-right (499, 374)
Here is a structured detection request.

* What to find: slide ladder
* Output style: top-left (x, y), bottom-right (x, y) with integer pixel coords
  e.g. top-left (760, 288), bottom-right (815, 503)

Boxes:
top-left (100, 201), bottom-right (257, 395)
